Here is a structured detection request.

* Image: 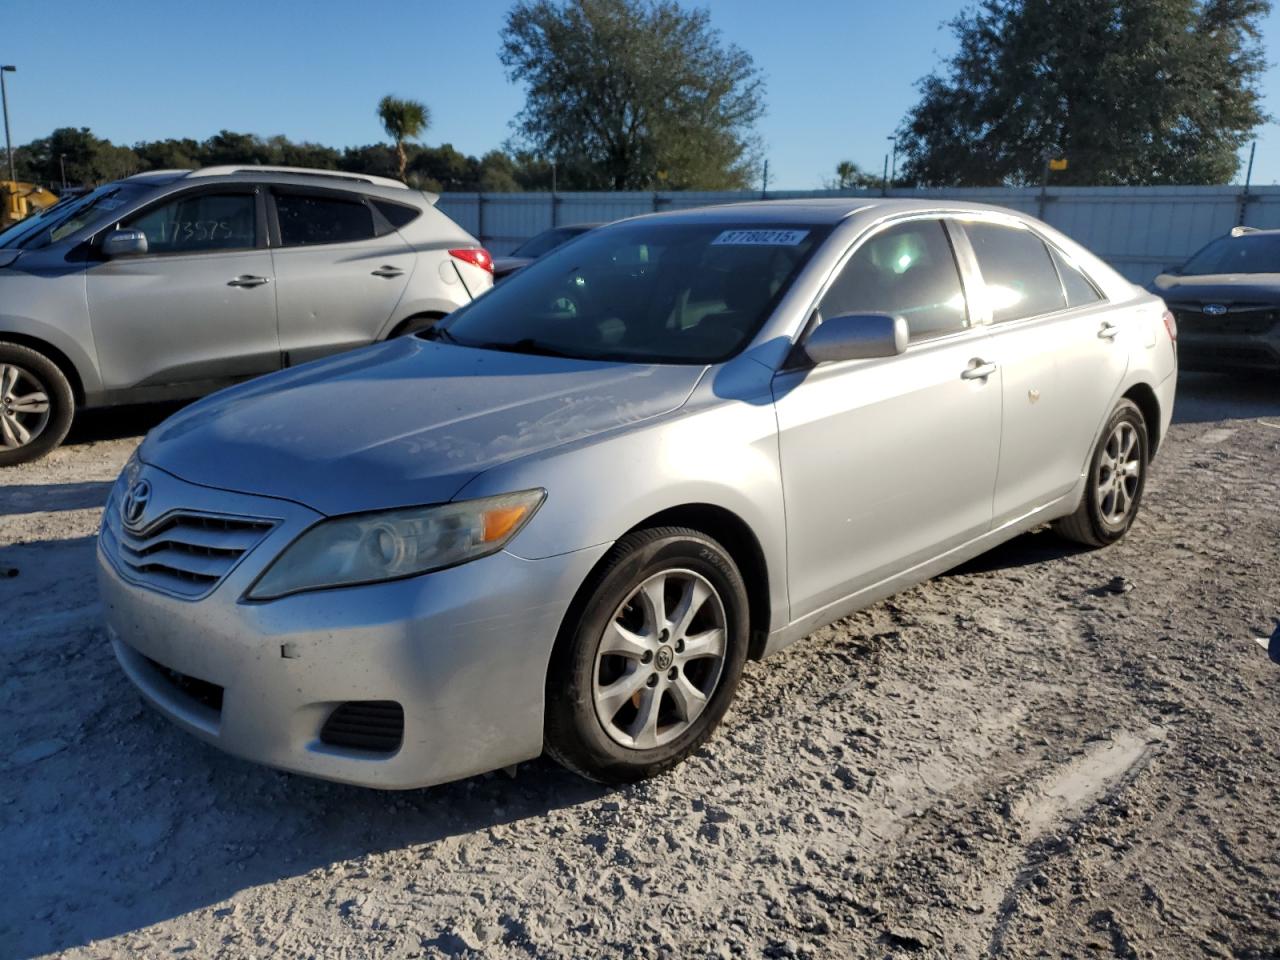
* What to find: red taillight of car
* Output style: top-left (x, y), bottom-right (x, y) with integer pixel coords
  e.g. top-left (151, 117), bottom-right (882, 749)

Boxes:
top-left (1162, 309), bottom-right (1178, 342)
top-left (449, 248), bottom-right (494, 274)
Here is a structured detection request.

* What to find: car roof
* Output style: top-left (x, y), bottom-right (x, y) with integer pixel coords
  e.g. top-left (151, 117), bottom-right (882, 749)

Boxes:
top-left (628, 197), bottom-right (1047, 226)
top-left (119, 166), bottom-right (435, 204)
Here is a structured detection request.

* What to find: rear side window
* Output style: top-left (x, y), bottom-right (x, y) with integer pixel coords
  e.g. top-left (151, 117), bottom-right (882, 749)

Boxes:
top-left (275, 192), bottom-right (375, 247)
top-left (125, 192), bottom-right (257, 254)
top-left (1050, 247), bottom-right (1103, 307)
top-left (965, 221), bottom-right (1067, 322)
top-left (819, 219), bottom-right (968, 342)
top-left (372, 200), bottom-right (420, 231)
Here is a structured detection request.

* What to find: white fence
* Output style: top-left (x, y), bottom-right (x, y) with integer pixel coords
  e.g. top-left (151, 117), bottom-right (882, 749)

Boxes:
top-left (436, 185), bottom-right (1280, 283)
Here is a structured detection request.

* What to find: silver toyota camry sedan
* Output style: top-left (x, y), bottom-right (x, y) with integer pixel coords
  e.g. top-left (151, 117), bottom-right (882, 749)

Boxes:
top-left (98, 199), bottom-right (1178, 788)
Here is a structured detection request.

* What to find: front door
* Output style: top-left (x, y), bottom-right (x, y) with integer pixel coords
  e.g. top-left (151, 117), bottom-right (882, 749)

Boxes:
top-left (773, 218), bottom-right (1002, 621)
top-left (86, 187), bottom-right (279, 395)
top-left (268, 187), bottom-right (415, 365)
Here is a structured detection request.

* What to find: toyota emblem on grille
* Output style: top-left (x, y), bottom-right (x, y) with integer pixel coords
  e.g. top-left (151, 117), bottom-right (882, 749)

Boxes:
top-left (1203, 303), bottom-right (1228, 316)
top-left (122, 479), bottom-right (152, 528)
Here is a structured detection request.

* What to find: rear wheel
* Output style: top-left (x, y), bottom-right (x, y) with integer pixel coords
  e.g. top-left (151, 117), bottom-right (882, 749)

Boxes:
top-left (1054, 399), bottom-right (1148, 547)
top-left (0, 342), bottom-right (75, 467)
top-left (545, 526), bottom-right (749, 783)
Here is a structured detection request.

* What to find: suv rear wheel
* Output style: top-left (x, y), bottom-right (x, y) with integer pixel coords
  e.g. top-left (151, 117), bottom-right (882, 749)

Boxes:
top-left (0, 342), bottom-right (75, 467)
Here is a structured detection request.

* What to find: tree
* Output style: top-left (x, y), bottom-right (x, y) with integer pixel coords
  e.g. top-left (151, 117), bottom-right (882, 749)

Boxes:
top-left (500, 0), bottom-right (765, 190)
top-left (378, 95), bottom-right (430, 182)
top-left (828, 160), bottom-right (879, 190)
top-left (898, 0), bottom-right (1271, 186)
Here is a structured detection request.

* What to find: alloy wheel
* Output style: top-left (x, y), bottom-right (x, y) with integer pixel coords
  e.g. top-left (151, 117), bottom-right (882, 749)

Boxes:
top-left (593, 569), bottom-right (728, 750)
top-left (1095, 421), bottom-right (1141, 525)
top-left (0, 363), bottom-right (51, 450)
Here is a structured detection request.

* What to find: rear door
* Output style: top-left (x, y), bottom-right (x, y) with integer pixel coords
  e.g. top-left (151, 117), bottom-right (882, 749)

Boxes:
top-left (958, 218), bottom-right (1128, 523)
top-left (268, 187), bottom-right (415, 366)
top-left (773, 217), bottom-right (1002, 620)
top-left (86, 185), bottom-right (279, 394)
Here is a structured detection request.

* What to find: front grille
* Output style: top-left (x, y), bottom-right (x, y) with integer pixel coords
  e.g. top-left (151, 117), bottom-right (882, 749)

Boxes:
top-left (1170, 303), bottom-right (1279, 336)
top-left (103, 508), bottom-right (275, 599)
top-left (320, 701), bottom-right (405, 753)
top-left (144, 655), bottom-right (224, 715)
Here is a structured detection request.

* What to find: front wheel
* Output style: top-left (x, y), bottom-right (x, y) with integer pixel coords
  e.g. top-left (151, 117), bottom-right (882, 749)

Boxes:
top-left (544, 527), bottom-right (749, 784)
top-left (1054, 399), bottom-right (1148, 547)
top-left (0, 342), bottom-right (75, 467)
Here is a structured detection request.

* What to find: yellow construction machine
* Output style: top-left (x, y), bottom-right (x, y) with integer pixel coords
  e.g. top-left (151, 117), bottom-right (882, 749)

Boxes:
top-left (1, 180), bottom-right (60, 229)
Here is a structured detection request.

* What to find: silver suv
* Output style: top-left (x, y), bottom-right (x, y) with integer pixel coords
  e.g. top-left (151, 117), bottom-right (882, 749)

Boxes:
top-left (0, 166), bottom-right (492, 465)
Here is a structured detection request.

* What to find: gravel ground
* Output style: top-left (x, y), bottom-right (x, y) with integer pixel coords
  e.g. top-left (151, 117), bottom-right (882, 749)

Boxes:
top-left (2, 374), bottom-right (1278, 959)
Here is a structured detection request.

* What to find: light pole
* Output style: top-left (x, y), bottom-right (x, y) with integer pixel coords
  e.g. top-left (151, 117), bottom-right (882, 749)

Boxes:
top-left (887, 135), bottom-right (898, 194)
top-left (59, 154), bottom-right (67, 190)
top-left (1, 65), bottom-right (15, 184)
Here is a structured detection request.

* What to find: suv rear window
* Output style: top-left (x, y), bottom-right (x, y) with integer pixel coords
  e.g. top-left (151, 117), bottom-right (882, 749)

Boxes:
top-left (275, 192), bottom-right (375, 247)
top-left (372, 200), bottom-right (420, 231)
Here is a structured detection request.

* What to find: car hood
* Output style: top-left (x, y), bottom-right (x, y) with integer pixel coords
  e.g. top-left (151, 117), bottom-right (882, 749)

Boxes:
top-left (140, 337), bottom-right (705, 515)
top-left (1150, 272), bottom-right (1280, 302)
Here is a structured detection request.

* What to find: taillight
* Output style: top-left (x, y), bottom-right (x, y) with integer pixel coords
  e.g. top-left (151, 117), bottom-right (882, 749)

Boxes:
top-left (1162, 309), bottom-right (1177, 342)
top-left (449, 248), bottom-right (493, 274)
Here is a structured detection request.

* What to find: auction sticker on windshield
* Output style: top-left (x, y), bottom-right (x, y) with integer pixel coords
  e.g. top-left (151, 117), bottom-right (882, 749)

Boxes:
top-left (712, 229), bottom-right (809, 246)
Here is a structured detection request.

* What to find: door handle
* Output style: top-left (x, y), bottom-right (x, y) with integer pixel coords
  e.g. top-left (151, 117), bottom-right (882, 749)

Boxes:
top-left (371, 265), bottom-right (405, 278)
top-left (1097, 321), bottom-right (1120, 340)
top-left (228, 275), bottom-right (271, 288)
top-left (961, 359), bottom-right (998, 381)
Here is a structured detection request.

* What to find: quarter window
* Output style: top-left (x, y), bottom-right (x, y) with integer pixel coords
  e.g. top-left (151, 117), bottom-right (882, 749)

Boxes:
top-left (125, 192), bottom-right (257, 254)
top-left (964, 221), bottom-right (1067, 322)
top-left (1050, 247), bottom-right (1104, 308)
top-left (819, 220), bottom-right (968, 342)
top-left (275, 192), bottom-right (375, 247)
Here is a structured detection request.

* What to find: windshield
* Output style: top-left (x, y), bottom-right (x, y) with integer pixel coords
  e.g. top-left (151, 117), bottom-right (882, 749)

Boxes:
top-left (435, 221), bottom-right (830, 364)
top-left (0, 183), bottom-right (145, 250)
top-left (509, 226), bottom-right (589, 259)
top-left (1179, 234), bottom-right (1280, 276)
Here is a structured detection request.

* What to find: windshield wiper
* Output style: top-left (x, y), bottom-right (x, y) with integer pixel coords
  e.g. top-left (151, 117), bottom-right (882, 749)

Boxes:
top-left (420, 324), bottom-right (459, 343)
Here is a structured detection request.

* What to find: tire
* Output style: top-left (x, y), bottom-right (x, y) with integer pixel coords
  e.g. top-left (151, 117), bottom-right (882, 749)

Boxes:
top-left (391, 314), bottom-right (444, 338)
top-left (1053, 399), bottom-right (1148, 547)
top-left (0, 342), bottom-right (75, 468)
top-left (545, 526), bottom-right (750, 784)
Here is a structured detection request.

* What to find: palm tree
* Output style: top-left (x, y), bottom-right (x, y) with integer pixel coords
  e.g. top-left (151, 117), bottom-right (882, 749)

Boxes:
top-left (835, 160), bottom-right (858, 189)
top-left (377, 95), bottom-right (430, 182)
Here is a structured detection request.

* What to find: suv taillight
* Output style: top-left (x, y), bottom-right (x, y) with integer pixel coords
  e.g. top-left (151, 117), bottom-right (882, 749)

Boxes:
top-left (1162, 309), bottom-right (1178, 342)
top-left (449, 248), bottom-right (494, 274)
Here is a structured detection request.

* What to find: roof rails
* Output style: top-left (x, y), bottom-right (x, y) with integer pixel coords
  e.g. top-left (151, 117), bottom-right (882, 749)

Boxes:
top-left (185, 166), bottom-right (410, 190)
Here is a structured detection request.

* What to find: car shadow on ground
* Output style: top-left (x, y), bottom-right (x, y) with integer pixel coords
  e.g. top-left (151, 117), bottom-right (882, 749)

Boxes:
top-left (0, 481), bottom-right (114, 516)
top-left (0, 537), bottom-right (608, 955)
top-left (63, 400), bottom-right (190, 446)
top-left (1172, 371), bottom-right (1280, 424)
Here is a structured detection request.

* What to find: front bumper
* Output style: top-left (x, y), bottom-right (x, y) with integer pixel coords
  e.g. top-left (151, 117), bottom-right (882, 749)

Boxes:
top-left (97, 465), bottom-right (608, 789)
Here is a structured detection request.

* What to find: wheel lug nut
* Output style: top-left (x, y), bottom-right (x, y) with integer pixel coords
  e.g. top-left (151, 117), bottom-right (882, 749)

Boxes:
top-left (659, 628), bottom-right (669, 642)
top-left (641, 650), bottom-right (653, 664)
top-left (647, 673), bottom-right (658, 687)
top-left (675, 639), bottom-right (684, 653)
top-left (667, 667), bottom-right (678, 680)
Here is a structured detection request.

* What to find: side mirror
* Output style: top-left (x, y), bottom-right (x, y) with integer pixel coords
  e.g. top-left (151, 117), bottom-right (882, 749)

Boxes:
top-left (101, 228), bottom-right (148, 258)
top-left (803, 313), bottom-right (909, 364)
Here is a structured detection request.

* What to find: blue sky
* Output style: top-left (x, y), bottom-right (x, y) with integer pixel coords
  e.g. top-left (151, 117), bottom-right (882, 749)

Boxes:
top-left (6, 0), bottom-right (1279, 188)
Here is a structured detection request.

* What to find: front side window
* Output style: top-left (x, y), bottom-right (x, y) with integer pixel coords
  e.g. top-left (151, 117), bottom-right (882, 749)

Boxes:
top-left (965, 221), bottom-right (1067, 322)
top-left (435, 221), bottom-right (830, 364)
top-left (819, 219), bottom-right (968, 342)
top-left (275, 192), bottom-right (375, 247)
top-left (126, 192), bottom-right (257, 254)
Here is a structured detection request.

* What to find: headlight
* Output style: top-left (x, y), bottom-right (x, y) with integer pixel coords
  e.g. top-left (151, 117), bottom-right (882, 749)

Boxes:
top-left (246, 489), bottom-right (546, 600)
